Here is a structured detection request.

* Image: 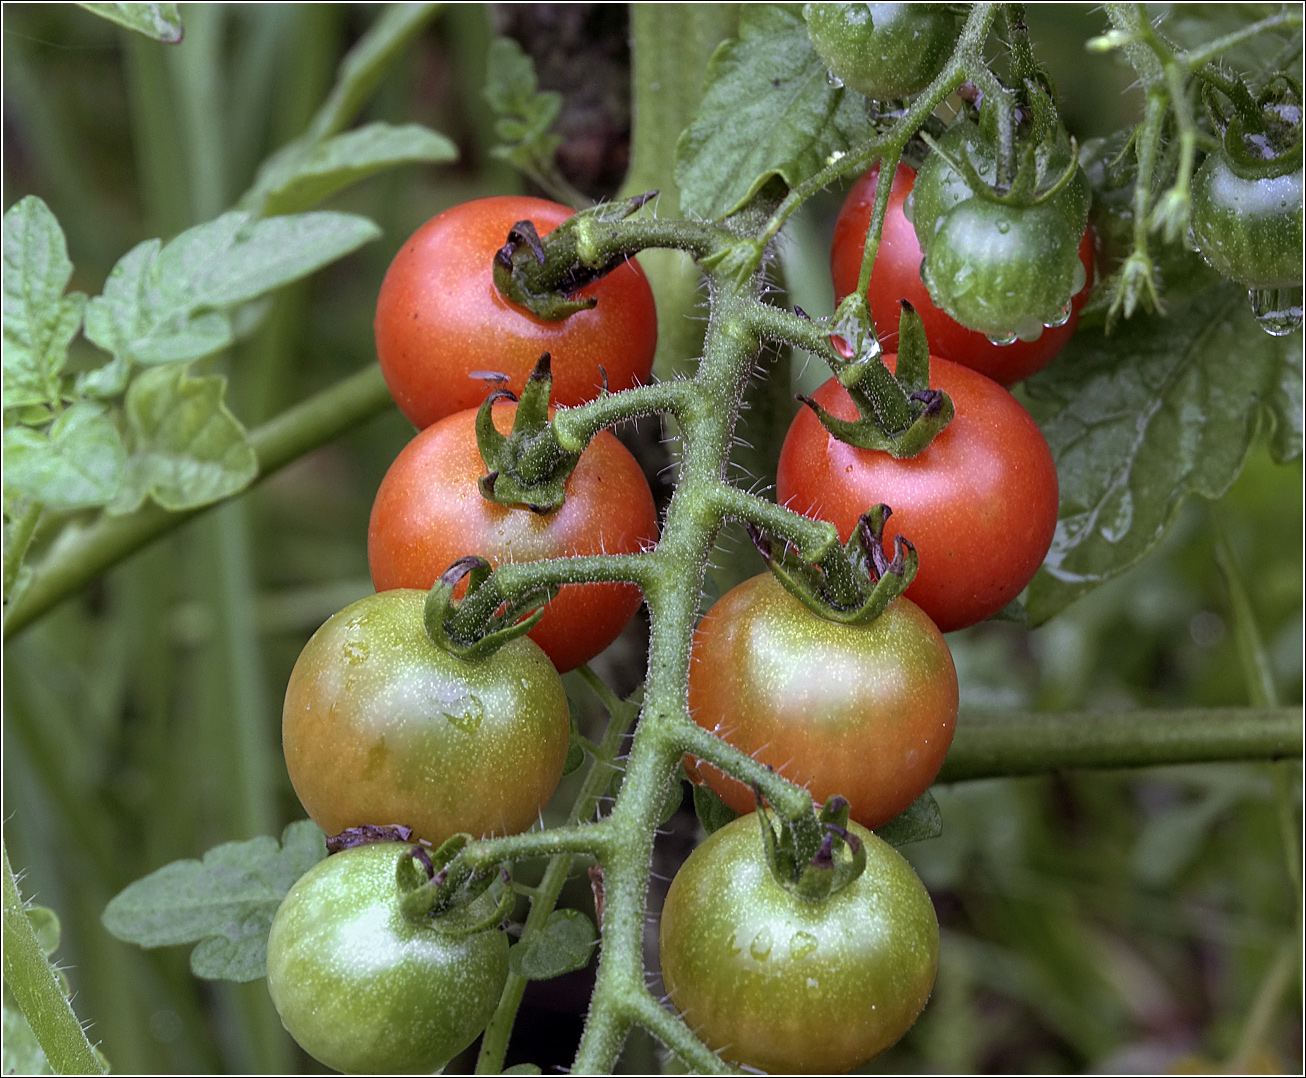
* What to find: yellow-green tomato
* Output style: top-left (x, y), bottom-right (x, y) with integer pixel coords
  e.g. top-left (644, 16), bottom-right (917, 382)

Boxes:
top-left (283, 590), bottom-right (570, 846)
top-left (266, 842), bottom-right (509, 1074)
top-left (659, 814), bottom-right (939, 1074)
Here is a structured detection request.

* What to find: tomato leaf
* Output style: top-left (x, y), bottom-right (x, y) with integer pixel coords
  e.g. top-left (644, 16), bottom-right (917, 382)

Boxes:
top-left (76, 3), bottom-right (182, 44)
top-left (84, 211), bottom-right (380, 367)
top-left (101, 821), bottom-right (326, 983)
top-left (507, 908), bottom-right (596, 981)
top-left (1024, 264), bottom-right (1302, 624)
top-left (874, 789), bottom-right (943, 847)
top-left (2, 197), bottom-right (86, 412)
top-left (2, 403), bottom-right (126, 510)
top-left (501, 1066), bottom-right (543, 1076)
top-left (2, 994), bottom-right (55, 1077)
top-left (108, 366), bottom-right (258, 514)
top-left (483, 37), bottom-right (565, 178)
top-left (692, 782), bottom-right (741, 835)
top-left (675, 5), bottom-right (873, 219)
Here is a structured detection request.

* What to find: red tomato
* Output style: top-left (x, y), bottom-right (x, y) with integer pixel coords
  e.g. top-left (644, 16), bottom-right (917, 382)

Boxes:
top-left (686, 573), bottom-right (958, 830)
top-left (831, 162), bottom-right (1096, 386)
top-left (776, 355), bottom-right (1059, 632)
top-left (375, 196), bottom-right (658, 430)
top-left (368, 401), bottom-right (658, 673)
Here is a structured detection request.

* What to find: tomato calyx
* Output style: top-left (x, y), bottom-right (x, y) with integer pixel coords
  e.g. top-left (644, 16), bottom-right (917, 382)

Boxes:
top-left (326, 823), bottom-right (416, 855)
top-left (476, 354), bottom-right (581, 512)
top-left (395, 834), bottom-right (514, 936)
top-left (1200, 73), bottom-right (1304, 180)
top-left (423, 556), bottom-right (555, 661)
top-left (492, 191), bottom-right (658, 321)
top-left (757, 795), bottom-right (868, 902)
top-left (749, 502), bottom-right (917, 625)
top-left (804, 299), bottom-right (954, 457)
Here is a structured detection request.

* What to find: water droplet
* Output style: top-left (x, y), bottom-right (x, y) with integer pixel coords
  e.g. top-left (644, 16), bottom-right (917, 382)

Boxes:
top-left (996, 219), bottom-right (1010, 235)
top-left (1249, 287), bottom-right (1304, 336)
top-left (342, 640), bottom-right (368, 665)
top-left (902, 192), bottom-right (915, 224)
top-left (1072, 260), bottom-right (1087, 293)
top-left (443, 694), bottom-right (485, 735)
top-left (749, 927), bottom-right (774, 961)
top-left (790, 931), bottom-right (819, 959)
top-left (1016, 316), bottom-right (1045, 343)
top-left (826, 71), bottom-right (844, 88)
top-left (725, 932), bottom-right (741, 958)
top-left (1044, 303), bottom-right (1073, 329)
top-left (986, 331), bottom-right (1018, 346)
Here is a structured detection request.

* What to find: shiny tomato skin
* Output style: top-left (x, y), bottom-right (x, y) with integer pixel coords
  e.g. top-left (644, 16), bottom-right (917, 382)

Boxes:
top-left (282, 589), bottom-right (571, 846)
top-left (686, 573), bottom-right (957, 829)
top-left (374, 196), bottom-right (657, 430)
top-left (776, 356), bottom-right (1058, 632)
top-left (659, 814), bottom-right (939, 1075)
top-left (266, 841), bottom-right (510, 1074)
top-left (831, 162), bottom-right (1096, 386)
top-left (368, 401), bottom-right (658, 674)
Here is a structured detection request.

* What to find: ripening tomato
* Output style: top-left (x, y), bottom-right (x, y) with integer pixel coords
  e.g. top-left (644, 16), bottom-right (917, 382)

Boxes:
top-left (686, 572), bottom-right (958, 830)
top-left (375, 196), bottom-right (657, 429)
top-left (831, 162), bottom-right (1095, 385)
top-left (368, 401), bottom-right (658, 673)
top-left (776, 354), bottom-right (1059, 632)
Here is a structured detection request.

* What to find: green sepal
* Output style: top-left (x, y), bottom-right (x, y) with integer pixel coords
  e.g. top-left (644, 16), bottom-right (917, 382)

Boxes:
top-left (476, 355), bottom-right (581, 512)
top-left (892, 300), bottom-right (932, 396)
top-left (397, 836), bottom-right (510, 936)
top-left (757, 796), bottom-right (867, 902)
top-left (1206, 74), bottom-right (1305, 181)
top-left (748, 504), bottom-right (918, 626)
top-left (423, 556), bottom-right (553, 662)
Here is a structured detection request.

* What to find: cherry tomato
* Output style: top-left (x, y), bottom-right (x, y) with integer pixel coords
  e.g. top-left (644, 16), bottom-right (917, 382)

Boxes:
top-left (368, 401), bottom-right (658, 673)
top-left (1189, 151), bottom-right (1303, 288)
top-left (776, 354), bottom-right (1059, 632)
top-left (805, 3), bottom-right (960, 100)
top-left (831, 162), bottom-right (1096, 385)
top-left (282, 589), bottom-right (571, 845)
top-left (686, 572), bottom-right (958, 829)
top-left (659, 813), bottom-right (939, 1074)
top-left (375, 196), bottom-right (658, 430)
top-left (267, 841), bottom-right (509, 1074)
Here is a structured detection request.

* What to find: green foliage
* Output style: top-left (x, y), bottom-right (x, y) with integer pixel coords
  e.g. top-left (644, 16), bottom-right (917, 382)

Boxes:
top-left (875, 789), bottom-right (945, 847)
top-left (77, 2), bottom-right (182, 44)
top-left (507, 908), bottom-right (597, 980)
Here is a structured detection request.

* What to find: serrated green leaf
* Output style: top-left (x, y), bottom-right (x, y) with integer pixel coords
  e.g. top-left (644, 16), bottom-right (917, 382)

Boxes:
top-left (111, 366), bottom-right (258, 514)
top-left (22, 906), bottom-right (61, 959)
top-left (483, 37), bottom-right (566, 183)
top-left (3, 197), bottom-right (87, 411)
top-left (501, 1066), bottom-right (543, 1076)
top-left (674, 5), bottom-right (873, 219)
top-left (1024, 264), bottom-right (1302, 624)
top-left (874, 789), bottom-right (943, 847)
top-left (76, 2), bottom-right (182, 43)
top-left (2, 403), bottom-right (126, 510)
top-left (1268, 341), bottom-right (1303, 464)
top-left (562, 733), bottom-right (585, 777)
top-left (76, 354), bottom-right (133, 400)
top-left (692, 782), bottom-right (740, 835)
top-left (258, 123), bottom-right (456, 217)
top-left (101, 821), bottom-right (325, 983)
top-left (507, 908), bottom-right (596, 981)
top-left (2, 995), bottom-right (54, 1076)
top-left (83, 211), bottom-right (379, 366)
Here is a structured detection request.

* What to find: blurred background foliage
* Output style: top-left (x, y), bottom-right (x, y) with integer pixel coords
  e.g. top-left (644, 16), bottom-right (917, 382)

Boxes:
top-left (2, 4), bottom-right (1300, 1074)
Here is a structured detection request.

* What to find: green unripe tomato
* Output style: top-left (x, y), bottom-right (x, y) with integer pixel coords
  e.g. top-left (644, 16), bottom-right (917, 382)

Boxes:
top-left (805, 3), bottom-right (959, 99)
top-left (1189, 151), bottom-right (1304, 289)
top-left (266, 842), bottom-right (510, 1074)
top-left (922, 197), bottom-right (1088, 341)
top-left (659, 814), bottom-right (939, 1075)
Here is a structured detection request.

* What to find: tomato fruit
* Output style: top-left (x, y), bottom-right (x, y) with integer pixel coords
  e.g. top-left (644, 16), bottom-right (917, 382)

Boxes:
top-left (282, 589), bottom-right (571, 846)
top-left (659, 813), bottom-right (939, 1074)
top-left (375, 196), bottom-right (658, 430)
top-left (832, 162), bottom-right (1095, 385)
top-left (1189, 151), bottom-right (1303, 289)
top-left (267, 841), bottom-right (509, 1074)
top-left (686, 572), bottom-right (957, 830)
top-left (805, 3), bottom-right (960, 100)
top-left (368, 401), bottom-right (658, 673)
top-left (776, 355), bottom-right (1059, 632)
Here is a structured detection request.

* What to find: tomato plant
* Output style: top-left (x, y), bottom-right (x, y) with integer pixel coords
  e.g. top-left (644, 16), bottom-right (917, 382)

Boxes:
top-left (685, 572), bottom-right (957, 828)
top-left (659, 813), bottom-right (940, 1074)
top-left (368, 400), bottom-right (658, 673)
top-left (282, 589), bottom-right (571, 846)
top-left (374, 195), bottom-right (658, 430)
top-left (266, 840), bottom-right (509, 1074)
top-left (804, 2), bottom-right (960, 100)
top-left (832, 162), bottom-right (1095, 385)
top-left (777, 355), bottom-right (1059, 631)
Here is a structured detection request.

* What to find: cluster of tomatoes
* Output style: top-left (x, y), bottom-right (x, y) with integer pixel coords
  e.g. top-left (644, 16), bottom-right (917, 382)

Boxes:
top-left (260, 110), bottom-right (1086, 1069)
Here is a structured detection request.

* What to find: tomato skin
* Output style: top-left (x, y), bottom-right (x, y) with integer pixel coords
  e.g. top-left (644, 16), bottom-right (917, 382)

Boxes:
top-left (368, 402), bottom-right (658, 673)
top-left (686, 573), bottom-right (957, 829)
top-left (266, 841), bottom-right (509, 1075)
top-left (375, 196), bottom-right (657, 430)
top-left (1189, 153), bottom-right (1304, 289)
top-left (659, 814), bottom-right (939, 1074)
top-left (831, 162), bottom-right (1096, 385)
top-left (282, 589), bottom-right (570, 845)
top-left (776, 356), bottom-right (1059, 632)
top-left (805, 3), bottom-right (960, 100)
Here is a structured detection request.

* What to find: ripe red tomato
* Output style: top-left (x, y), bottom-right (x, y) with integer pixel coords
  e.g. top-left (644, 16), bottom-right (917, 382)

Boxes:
top-left (686, 572), bottom-right (958, 830)
top-left (374, 196), bottom-right (657, 429)
top-left (368, 401), bottom-right (658, 673)
top-left (831, 162), bottom-right (1096, 386)
top-left (776, 354), bottom-right (1059, 632)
